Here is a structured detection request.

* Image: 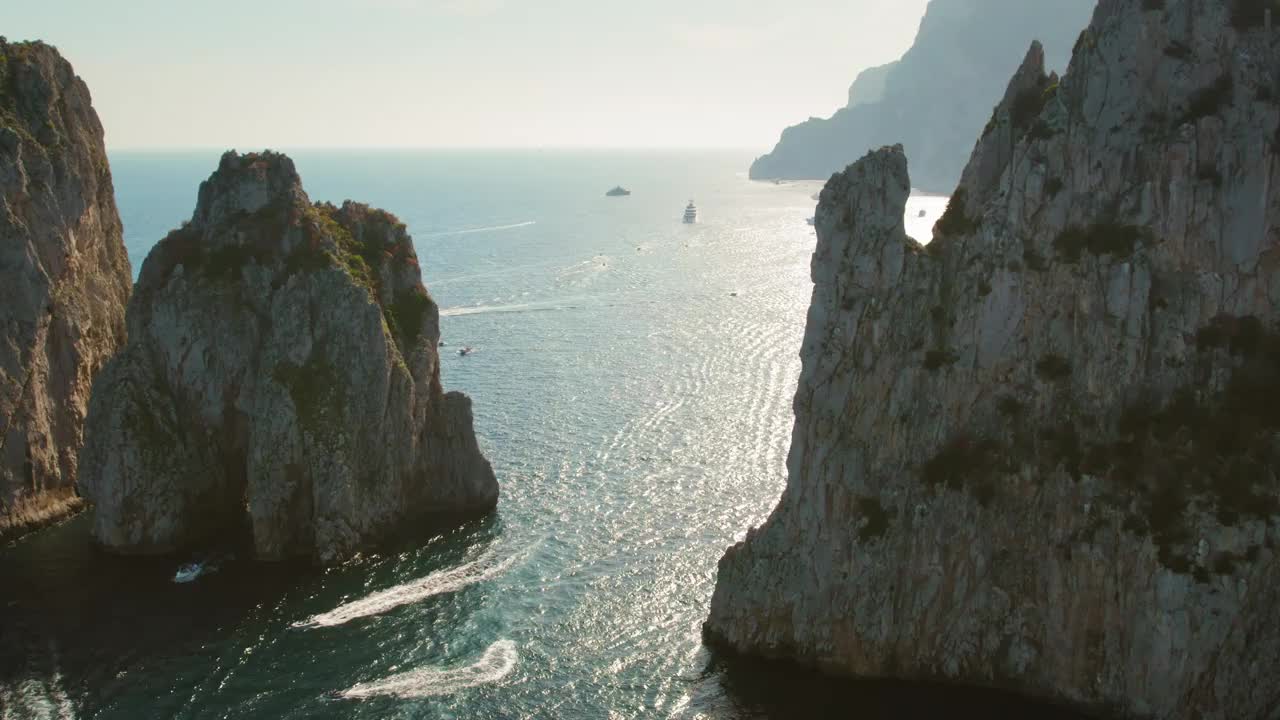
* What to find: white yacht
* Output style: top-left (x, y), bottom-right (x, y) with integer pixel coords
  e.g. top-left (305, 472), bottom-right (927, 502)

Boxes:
top-left (683, 200), bottom-right (697, 224)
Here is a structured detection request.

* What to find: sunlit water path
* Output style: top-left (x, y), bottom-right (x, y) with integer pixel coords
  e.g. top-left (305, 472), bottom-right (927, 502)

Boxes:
top-left (1, 152), bottom-right (1081, 719)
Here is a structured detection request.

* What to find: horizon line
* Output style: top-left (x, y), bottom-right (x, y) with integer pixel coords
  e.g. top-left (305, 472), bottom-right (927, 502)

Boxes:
top-left (106, 145), bottom-right (767, 153)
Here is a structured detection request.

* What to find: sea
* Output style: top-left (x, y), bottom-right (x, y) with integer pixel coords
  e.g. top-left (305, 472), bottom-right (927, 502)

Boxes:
top-left (0, 150), bottom-right (1082, 719)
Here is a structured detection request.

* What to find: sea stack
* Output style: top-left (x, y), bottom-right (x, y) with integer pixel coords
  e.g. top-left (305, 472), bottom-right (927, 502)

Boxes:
top-left (0, 39), bottom-right (132, 543)
top-left (707, 1), bottom-right (1280, 718)
top-left (79, 151), bottom-right (497, 564)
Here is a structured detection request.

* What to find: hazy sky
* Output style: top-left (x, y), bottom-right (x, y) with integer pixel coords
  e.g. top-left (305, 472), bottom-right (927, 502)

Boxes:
top-left (7, 0), bottom-right (931, 150)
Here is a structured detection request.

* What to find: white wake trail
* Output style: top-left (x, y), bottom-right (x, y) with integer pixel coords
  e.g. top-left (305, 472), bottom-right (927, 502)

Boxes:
top-left (423, 221), bottom-right (536, 238)
top-left (295, 547), bottom-right (520, 628)
top-left (339, 640), bottom-right (518, 699)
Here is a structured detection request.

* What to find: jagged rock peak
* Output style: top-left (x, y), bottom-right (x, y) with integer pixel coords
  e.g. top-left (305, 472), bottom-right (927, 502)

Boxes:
top-left (0, 39), bottom-right (132, 542)
top-left (82, 151), bottom-right (497, 564)
top-left (708, 1), bottom-right (1280, 718)
top-left (192, 150), bottom-right (309, 228)
top-left (948, 40), bottom-right (1053, 219)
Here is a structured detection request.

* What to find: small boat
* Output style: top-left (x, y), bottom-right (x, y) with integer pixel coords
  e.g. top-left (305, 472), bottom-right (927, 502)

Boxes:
top-left (683, 201), bottom-right (698, 224)
top-left (918, 210), bottom-right (927, 218)
top-left (174, 558), bottom-right (222, 583)
top-left (806, 217), bottom-right (815, 226)
top-left (606, 186), bottom-right (631, 197)
top-left (458, 346), bottom-right (474, 356)
top-left (174, 563), bottom-right (204, 583)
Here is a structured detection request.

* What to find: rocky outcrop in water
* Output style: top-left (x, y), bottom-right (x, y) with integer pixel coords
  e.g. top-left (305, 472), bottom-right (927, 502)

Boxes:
top-left (0, 39), bottom-right (132, 543)
top-left (80, 151), bottom-right (497, 564)
top-left (749, 0), bottom-right (1094, 192)
top-left (709, 1), bottom-right (1280, 717)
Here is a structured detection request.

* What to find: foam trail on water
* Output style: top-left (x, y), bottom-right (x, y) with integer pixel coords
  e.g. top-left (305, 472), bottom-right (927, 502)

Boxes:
top-left (339, 640), bottom-right (518, 699)
top-left (295, 547), bottom-right (520, 628)
top-left (423, 221), bottom-right (535, 238)
top-left (440, 302), bottom-right (579, 317)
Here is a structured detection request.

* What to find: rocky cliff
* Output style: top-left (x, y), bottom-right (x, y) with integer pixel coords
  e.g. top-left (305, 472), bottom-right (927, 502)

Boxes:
top-left (709, 1), bottom-right (1280, 718)
top-left (0, 39), bottom-right (132, 543)
top-left (749, 0), bottom-right (1094, 192)
top-left (845, 62), bottom-right (896, 109)
top-left (79, 151), bottom-right (497, 564)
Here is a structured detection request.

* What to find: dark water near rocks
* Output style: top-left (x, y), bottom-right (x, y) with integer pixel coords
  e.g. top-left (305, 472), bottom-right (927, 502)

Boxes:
top-left (0, 151), bottom-right (1084, 719)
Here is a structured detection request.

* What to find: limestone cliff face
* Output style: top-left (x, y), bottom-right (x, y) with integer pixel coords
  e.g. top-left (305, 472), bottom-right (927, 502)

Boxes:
top-left (749, 0), bottom-right (1094, 192)
top-left (80, 151), bottom-right (497, 564)
top-left (0, 39), bottom-right (132, 542)
top-left (709, 1), bottom-right (1280, 718)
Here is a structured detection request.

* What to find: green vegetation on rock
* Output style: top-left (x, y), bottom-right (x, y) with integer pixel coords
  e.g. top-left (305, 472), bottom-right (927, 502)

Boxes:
top-left (856, 496), bottom-right (893, 543)
top-left (387, 289), bottom-right (432, 350)
top-left (274, 357), bottom-right (344, 436)
top-left (1181, 73), bottom-right (1234, 126)
top-left (1232, 0), bottom-right (1280, 29)
top-left (918, 316), bottom-right (1280, 574)
top-left (1052, 223), bottom-right (1149, 263)
top-left (936, 189), bottom-right (981, 237)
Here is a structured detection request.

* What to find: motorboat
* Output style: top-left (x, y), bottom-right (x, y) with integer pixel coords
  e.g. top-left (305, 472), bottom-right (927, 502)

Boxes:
top-left (606, 186), bottom-right (631, 197)
top-left (683, 201), bottom-right (698, 224)
top-left (806, 217), bottom-right (815, 226)
top-left (174, 557), bottom-right (223, 583)
top-left (174, 563), bottom-right (204, 583)
top-left (459, 346), bottom-right (474, 356)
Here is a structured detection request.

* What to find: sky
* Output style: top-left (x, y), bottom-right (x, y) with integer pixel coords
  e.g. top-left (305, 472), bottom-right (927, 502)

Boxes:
top-left (5, 0), bottom-right (931, 150)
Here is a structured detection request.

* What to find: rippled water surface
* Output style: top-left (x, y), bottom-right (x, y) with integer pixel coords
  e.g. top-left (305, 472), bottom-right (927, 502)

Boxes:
top-left (0, 152), bottom-right (1082, 719)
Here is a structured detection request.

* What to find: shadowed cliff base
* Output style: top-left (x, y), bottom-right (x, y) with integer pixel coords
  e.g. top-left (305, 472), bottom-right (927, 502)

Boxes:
top-left (0, 489), bottom-right (83, 547)
top-left (687, 641), bottom-right (1097, 719)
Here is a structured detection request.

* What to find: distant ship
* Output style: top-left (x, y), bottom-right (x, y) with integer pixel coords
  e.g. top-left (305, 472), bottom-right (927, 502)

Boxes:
top-left (806, 217), bottom-right (815, 226)
top-left (606, 186), bottom-right (631, 197)
top-left (683, 201), bottom-right (698, 224)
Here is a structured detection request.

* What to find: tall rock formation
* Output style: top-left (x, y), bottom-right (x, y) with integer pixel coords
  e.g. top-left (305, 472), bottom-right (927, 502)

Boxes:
top-left (80, 151), bottom-right (497, 564)
top-left (749, 0), bottom-right (1094, 192)
top-left (708, 1), bottom-right (1280, 718)
top-left (0, 39), bottom-right (132, 543)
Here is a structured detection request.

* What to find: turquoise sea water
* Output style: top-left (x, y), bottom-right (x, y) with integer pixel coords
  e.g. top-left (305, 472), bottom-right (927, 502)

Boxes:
top-left (0, 151), bottom-right (1080, 719)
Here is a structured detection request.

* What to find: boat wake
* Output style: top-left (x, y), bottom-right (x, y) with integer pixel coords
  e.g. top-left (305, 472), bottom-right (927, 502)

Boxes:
top-left (440, 301), bottom-right (580, 317)
top-left (338, 640), bottom-right (518, 700)
top-left (423, 221), bottom-right (536, 238)
top-left (295, 547), bottom-right (522, 628)
top-left (0, 643), bottom-right (76, 720)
